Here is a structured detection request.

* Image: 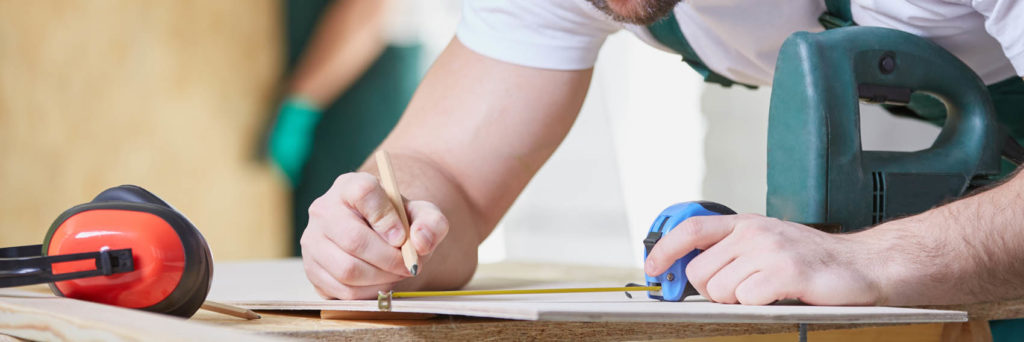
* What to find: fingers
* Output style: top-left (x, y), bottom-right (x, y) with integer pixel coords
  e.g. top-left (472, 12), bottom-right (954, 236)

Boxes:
top-left (645, 213), bottom-right (798, 305)
top-left (406, 200), bottom-right (450, 256)
top-left (303, 257), bottom-right (392, 300)
top-left (684, 232), bottom-right (743, 298)
top-left (646, 215), bottom-right (741, 276)
top-left (702, 256), bottom-right (760, 304)
top-left (315, 205), bottom-right (410, 276)
top-left (734, 271), bottom-right (788, 305)
top-left (337, 173), bottom-right (408, 247)
top-left (303, 257), bottom-right (347, 299)
top-left (307, 234), bottom-right (406, 286)
top-left (642, 212), bottom-right (878, 306)
top-left (300, 171), bottom-right (455, 301)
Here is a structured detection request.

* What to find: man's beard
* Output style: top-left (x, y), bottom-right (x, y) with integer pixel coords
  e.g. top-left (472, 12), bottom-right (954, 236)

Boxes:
top-left (585, 0), bottom-right (682, 25)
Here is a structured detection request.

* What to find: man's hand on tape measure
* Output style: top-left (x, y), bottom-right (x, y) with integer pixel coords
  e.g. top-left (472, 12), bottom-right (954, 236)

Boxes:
top-left (300, 172), bottom-right (450, 300)
top-left (644, 214), bottom-right (883, 306)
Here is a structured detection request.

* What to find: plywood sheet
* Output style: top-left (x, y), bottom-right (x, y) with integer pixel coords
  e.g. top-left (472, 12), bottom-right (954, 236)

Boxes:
top-left (208, 259), bottom-right (967, 324)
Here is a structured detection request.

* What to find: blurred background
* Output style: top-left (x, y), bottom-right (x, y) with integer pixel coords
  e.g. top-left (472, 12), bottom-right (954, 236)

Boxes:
top-left (0, 1), bottom-right (939, 268)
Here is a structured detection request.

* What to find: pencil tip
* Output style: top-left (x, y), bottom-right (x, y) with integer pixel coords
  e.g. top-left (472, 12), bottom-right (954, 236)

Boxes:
top-left (409, 264), bottom-right (419, 277)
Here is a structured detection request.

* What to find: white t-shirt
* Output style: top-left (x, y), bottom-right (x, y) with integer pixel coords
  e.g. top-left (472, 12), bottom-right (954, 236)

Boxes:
top-left (456, 0), bottom-right (1023, 86)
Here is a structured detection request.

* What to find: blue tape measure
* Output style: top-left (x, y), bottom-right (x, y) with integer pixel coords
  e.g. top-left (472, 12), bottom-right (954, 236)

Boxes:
top-left (643, 201), bottom-right (736, 301)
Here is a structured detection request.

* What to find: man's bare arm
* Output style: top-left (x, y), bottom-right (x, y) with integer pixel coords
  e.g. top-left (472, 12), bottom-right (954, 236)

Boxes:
top-left (301, 38), bottom-right (593, 299)
top-left (645, 168), bottom-right (1024, 306)
top-left (868, 169), bottom-right (1024, 304)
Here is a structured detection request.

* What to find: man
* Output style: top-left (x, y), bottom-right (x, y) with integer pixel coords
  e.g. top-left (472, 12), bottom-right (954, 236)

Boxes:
top-left (264, 0), bottom-right (422, 255)
top-left (299, 0), bottom-right (1024, 309)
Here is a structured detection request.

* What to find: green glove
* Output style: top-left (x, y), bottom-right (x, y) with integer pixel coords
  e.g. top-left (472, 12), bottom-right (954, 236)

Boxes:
top-left (268, 97), bottom-right (322, 186)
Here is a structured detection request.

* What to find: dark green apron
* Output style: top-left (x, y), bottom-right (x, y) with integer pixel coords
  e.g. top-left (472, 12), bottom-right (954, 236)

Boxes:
top-left (285, 0), bottom-right (421, 255)
top-left (646, 2), bottom-right (1024, 339)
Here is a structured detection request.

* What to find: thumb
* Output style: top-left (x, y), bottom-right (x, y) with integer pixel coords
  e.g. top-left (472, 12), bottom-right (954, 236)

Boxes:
top-left (405, 200), bottom-right (450, 255)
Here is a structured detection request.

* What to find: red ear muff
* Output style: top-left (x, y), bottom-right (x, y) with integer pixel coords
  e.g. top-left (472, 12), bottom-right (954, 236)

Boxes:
top-left (0, 185), bottom-right (212, 318)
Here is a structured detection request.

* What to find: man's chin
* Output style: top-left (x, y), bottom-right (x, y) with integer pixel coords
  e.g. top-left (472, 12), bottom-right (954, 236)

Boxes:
top-left (585, 0), bottom-right (682, 25)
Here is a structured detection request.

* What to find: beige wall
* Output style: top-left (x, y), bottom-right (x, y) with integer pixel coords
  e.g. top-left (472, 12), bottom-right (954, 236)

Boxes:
top-left (0, 1), bottom-right (290, 259)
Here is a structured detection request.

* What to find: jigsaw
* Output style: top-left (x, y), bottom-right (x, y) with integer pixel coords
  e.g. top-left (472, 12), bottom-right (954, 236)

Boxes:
top-left (766, 26), bottom-right (1004, 232)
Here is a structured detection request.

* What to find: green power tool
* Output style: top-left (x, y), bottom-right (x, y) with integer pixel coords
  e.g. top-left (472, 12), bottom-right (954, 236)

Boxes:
top-left (766, 26), bottom-right (1004, 232)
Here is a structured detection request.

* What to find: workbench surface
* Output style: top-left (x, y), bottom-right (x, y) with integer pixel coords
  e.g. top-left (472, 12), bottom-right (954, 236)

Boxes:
top-left (195, 260), bottom-right (1024, 341)
top-left (3, 260), bottom-right (1023, 341)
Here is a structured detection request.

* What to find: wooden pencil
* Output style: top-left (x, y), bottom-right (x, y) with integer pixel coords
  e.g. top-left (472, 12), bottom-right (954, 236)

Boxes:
top-left (200, 300), bottom-right (261, 320)
top-left (374, 150), bottom-right (420, 276)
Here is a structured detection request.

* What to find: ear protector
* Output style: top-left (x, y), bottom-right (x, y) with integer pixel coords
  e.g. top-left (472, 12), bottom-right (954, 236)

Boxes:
top-left (0, 185), bottom-right (213, 318)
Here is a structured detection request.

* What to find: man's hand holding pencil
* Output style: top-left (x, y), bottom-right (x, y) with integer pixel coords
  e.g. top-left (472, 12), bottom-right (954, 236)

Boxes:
top-left (300, 152), bottom-right (450, 300)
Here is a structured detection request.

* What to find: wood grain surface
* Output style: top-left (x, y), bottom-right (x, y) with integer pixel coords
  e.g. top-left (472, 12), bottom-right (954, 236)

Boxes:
top-left (194, 309), bottom-right (954, 341)
top-left (0, 289), bottom-right (285, 342)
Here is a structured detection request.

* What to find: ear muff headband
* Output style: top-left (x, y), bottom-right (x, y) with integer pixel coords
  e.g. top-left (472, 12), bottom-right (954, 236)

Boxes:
top-left (92, 184), bottom-right (173, 208)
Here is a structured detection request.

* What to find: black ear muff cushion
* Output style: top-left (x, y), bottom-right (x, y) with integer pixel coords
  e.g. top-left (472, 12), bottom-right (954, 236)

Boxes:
top-left (134, 204), bottom-right (213, 318)
top-left (92, 185), bottom-right (172, 209)
top-left (153, 211), bottom-right (213, 318)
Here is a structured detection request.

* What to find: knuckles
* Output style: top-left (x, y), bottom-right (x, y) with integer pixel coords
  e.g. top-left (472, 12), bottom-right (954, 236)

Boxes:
top-left (333, 261), bottom-right (360, 283)
top-left (346, 173), bottom-right (382, 206)
top-left (307, 196), bottom-right (333, 221)
top-left (334, 172), bottom-right (377, 190)
top-left (677, 218), bottom-right (705, 238)
top-left (760, 233), bottom-right (787, 252)
top-left (336, 229), bottom-right (370, 255)
top-left (732, 215), bottom-right (787, 241)
top-left (704, 278), bottom-right (737, 304)
top-left (334, 172), bottom-right (384, 211)
top-left (299, 232), bottom-right (313, 250)
top-left (423, 209), bottom-right (450, 235)
top-left (770, 252), bottom-right (804, 280)
top-left (408, 201), bottom-right (450, 250)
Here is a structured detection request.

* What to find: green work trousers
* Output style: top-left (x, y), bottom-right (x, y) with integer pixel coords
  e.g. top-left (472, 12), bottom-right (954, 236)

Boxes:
top-left (285, 0), bottom-right (421, 255)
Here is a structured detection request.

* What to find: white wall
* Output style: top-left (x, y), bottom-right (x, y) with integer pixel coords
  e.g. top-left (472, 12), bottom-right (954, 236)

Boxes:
top-left (478, 34), bottom-right (943, 269)
top-left (479, 32), bottom-right (705, 268)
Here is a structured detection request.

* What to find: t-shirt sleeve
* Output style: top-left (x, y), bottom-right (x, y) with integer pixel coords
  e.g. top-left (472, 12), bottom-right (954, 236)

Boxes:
top-left (456, 0), bottom-right (622, 70)
top-left (971, 0), bottom-right (1024, 76)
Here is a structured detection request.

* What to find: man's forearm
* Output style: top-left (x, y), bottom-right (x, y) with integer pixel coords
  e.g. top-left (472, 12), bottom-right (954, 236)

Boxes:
top-left (301, 40), bottom-right (592, 296)
top-left (860, 170), bottom-right (1024, 305)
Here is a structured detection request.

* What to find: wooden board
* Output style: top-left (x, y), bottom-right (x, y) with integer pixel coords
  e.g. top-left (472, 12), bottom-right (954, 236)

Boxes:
top-left (0, 289), bottom-right (285, 342)
top-left (194, 309), bottom-right (952, 342)
top-left (208, 259), bottom-right (967, 324)
top-left (236, 297), bottom-right (967, 324)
